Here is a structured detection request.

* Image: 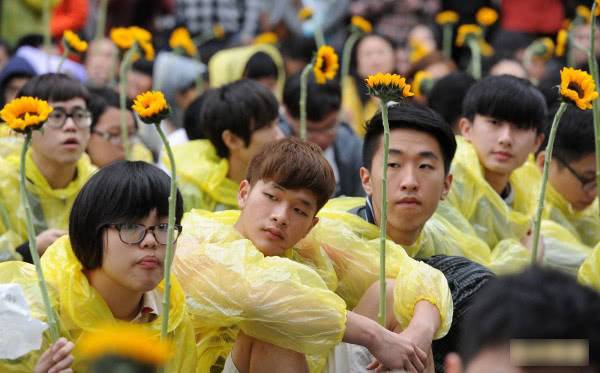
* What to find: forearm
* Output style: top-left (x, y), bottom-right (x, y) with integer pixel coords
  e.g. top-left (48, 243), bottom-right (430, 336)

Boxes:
top-left (342, 310), bottom-right (380, 350)
top-left (404, 300), bottom-right (440, 342)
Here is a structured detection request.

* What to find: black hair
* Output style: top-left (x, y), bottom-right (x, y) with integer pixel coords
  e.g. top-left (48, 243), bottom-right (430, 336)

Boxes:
top-left (280, 35), bottom-right (316, 64)
top-left (428, 72), bottom-right (476, 132)
top-left (482, 51), bottom-right (527, 77)
top-left (17, 73), bottom-right (90, 105)
top-left (243, 51), bottom-right (278, 80)
top-left (283, 71), bottom-right (341, 121)
top-left (69, 161), bottom-right (184, 270)
top-left (462, 75), bottom-right (547, 133)
top-left (201, 79), bottom-right (279, 158)
top-left (15, 34), bottom-right (44, 50)
top-left (183, 92), bottom-right (207, 140)
top-left (87, 86), bottom-right (124, 130)
top-left (131, 59), bottom-right (154, 77)
top-left (460, 266), bottom-right (600, 367)
top-left (363, 100), bottom-right (456, 174)
top-left (539, 104), bottom-right (596, 163)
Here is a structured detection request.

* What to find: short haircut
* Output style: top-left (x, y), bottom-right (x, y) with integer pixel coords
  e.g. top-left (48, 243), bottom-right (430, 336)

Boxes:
top-left (460, 266), bottom-right (600, 367)
top-left (428, 72), bottom-right (476, 131)
top-left (87, 86), bottom-right (126, 130)
top-left (17, 73), bottom-right (90, 105)
top-left (246, 138), bottom-right (335, 212)
top-left (69, 161), bottom-right (184, 270)
top-left (201, 79), bottom-right (279, 158)
top-left (462, 75), bottom-right (547, 133)
top-left (283, 71), bottom-right (341, 121)
top-left (131, 59), bottom-right (154, 77)
top-left (539, 104), bottom-right (595, 163)
top-left (183, 92), bottom-right (207, 141)
top-left (243, 51), bottom-right (278, 80)
top-left (362, 100), bottom-right (457, 174)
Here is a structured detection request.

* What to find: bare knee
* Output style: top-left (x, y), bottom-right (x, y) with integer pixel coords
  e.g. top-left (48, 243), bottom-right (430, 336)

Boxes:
top-left (232, 331), bottom-right (308, 373)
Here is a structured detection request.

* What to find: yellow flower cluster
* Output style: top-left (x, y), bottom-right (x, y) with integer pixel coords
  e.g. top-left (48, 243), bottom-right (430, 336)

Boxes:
top-left (412, 70), bottom-right (432, 98)
top-left (351, 16), bottom-right (372, 33)
top-left (77, 324), bottom-right (172, 366)
top-left (560, 67), bottom-right (598, 110)
top-left (298, 6), bottom-right (314, 21)
top-left (132, 91), bottom-right (171, 124)
top-left (555, 29), bottom-right (568, 57)
top-left (313, 45), bottom-right (339, 84)
top-left (63, 30), bottom-right (88, 53)
top-left (455, 24), bottom-right (482, 47)
top-left (110, 26), bottom-right (154, 60)
top-left (365, 73), bottom-right (413, 101)
top-left (476, 7), bottom-right (498, 26)
top-left (169, 27), bottom-right (198, 57)
top-left (253, 32), bottom-right (278, 45)
top-left (576, 5), bottom-right (592, 24)
top-left (0, 97), bottom-right (53, 133)
top-left (435, 10), bottom-right (459, 25)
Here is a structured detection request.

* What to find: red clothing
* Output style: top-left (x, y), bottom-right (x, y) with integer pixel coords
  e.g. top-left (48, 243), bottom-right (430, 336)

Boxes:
top-left (51, 0), bottom-right (89, 38)
top-left (501, 0), bottom-right (564, 34)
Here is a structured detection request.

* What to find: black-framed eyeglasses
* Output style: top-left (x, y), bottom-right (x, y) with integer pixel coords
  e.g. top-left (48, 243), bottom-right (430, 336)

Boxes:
top-left (108, 223), bottom-right (183, 245)
top-left (92, 129), bottom-right (138, 145)
top-left (554, 154), bottom-right (596, 192)
top-left (46, 108), bottom-right (92, 129)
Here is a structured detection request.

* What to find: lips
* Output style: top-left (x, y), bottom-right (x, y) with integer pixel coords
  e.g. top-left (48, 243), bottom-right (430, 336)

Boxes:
top-left (137, 256), bottom-right (160, 269)
top-left (492, 151), bottom-right (513, 161)
top-left (263, 227), bottom-right (284, 240)
top-left (61, 137), bottom-right (80, 148)
top-left (396, 196), bottom-right (422, 206)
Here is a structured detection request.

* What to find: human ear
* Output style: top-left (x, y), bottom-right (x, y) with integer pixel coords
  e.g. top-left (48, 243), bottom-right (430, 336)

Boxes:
top-left (533, 132), bottom-right (545, 153)
top-left (360, 167), bottom-right (373, 196)
top-left (237, 180), bottom-right (251, 209)
top-left (458, 118), bottom-right (472, 140)
top-left (441, 173), bottom-right (453, 200)
top-left (222, 130), bottom-right (245, 154)
top-left (535, 151), bottom-right (545, 170)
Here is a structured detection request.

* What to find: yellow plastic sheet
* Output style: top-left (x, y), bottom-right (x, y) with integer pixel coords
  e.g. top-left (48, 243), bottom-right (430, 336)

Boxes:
top-left (163, 140), bottom-right (238, 212)
top-left (341, 76), bottom-right (379, 136)
top-left (578, 243), bottom-right (600, 292)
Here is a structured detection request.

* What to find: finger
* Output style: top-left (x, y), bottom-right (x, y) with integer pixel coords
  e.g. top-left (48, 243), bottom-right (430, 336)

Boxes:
top-left (51, 354), bottom-right (73, 371)
top-left (35, 348), bottom-right (53, 372)
top-left (58, 370), bottom-right (73, 373)
top-left (410, 348), bottom-right (426, 372)
top-left (415, 345), bottom-right (428, 362)
top-left (53, 341), bottom-right (74, 362)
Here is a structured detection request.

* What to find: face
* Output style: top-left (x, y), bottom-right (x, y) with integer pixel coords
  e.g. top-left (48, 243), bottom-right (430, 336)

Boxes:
top-left (540, 152), bottom-right (597, 211)
top-left (85, 39), bottom-right (118, 86)
top-left (572, 24), bottom-right (600, 65)
top-left (31, 97), bottom-right (91, 165)
top-left (4, 76), bottom-right (31, 104)
top-left (237, 120), bottom-right (285, 164)
top-left (87, 107), bottom-right (136, 167)
top-left (489, 60), bottom-right (528, 79)
top-left (235, 180), bottom-right (319, 256)
top-left (408, 24), bottom-right (437, 52)
top-left (360, 129), bottom-right (452, 242)
top-left (93, 209), bottom-right (168, 293)
top-left (461, 115), bottom-right (544, 179)
top-left (356, 35), bottom-right (396, 78)
top-left (288, 111), bottom-right (338, 150)
top-left (126, 70), bottom-right (153, 99)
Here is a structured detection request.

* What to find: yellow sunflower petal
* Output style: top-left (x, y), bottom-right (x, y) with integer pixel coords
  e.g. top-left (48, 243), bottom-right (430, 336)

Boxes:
top-left (298, 7), bottom-right (314, 21)
top-left (365, 73), bottom-right (413, 101)
top-left (559, 67), bottom-right (598, 110)
top-left (435, 10), bottom-right (459, 25)
top-left (169, 27), bottom-right (198, 57)
top-left (0, 97), bottom-right (53, 133)
top-left (132, 91), bottom-right (171, 123)
top-left (253, 32), bottom-right (278, 45)
top-left (456, 24), bottom-right (482, 47)
top-left (351, 16), bottom-right (373, 33)
top-left (476, 7), bottom-right (498, 26)
top-left (63, 30), bottom-right (88, 53)
top-left (110, 27), bottom-right (135, 50)
top-left (313, 45), bottom-right (339, 85)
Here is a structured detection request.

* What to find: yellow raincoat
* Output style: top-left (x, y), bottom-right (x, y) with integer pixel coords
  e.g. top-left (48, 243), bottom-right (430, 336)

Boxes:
top-left (174, 209), bottom-right (452, 372)
top-left (341, 76), bottom-right (379, 136)
top-left (163, 140), bottom-right (238, 212)
top-left (131, 142), bottom-right (154, 163)
top-left (0, 125), bottom-right (22, 158)
top-left (0, 149), bottom-right (96, 261)
top-left (208, 44), bottom-right (286, 100)
top-left (578, 244), bottom-right (600, 292)
top-left (0, 236), bottom-right (197, 372)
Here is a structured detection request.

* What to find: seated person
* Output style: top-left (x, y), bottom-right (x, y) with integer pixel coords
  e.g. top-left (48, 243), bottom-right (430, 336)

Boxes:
top-left (281, 72), bottom-right (364, 197)
top-left (173, 138), bottom-right (453, 372)
top-left (164, 79), bottom-right (284, 212)
top-left (0, 73), bottom-right (96, 262)
top-left (0, 161), bottom-right (196, 372)
top-left (446, 266), bottom-right (600, 373)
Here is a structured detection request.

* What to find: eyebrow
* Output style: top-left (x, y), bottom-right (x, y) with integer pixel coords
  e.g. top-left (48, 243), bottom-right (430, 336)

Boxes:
top-left (272, 182), bottom-right (315, 208)
top-left (389, 148), bottom-right (440, 160)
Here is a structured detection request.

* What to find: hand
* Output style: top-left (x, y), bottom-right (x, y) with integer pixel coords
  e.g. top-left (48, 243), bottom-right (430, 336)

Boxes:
top-left (34, 337), bottom-right (74, 373)
top-left (367, 327), bottom-right (427, 372)
top-left (36, 229), bottom-right (66, 256)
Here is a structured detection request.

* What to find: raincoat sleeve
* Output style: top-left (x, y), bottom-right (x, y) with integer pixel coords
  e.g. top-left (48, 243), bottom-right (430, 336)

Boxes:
top-left (578, 243), bottom-right (600, 292)
top-left (539, 219), bottom-right (592, 276)
top-left (305, 215), bottom-right (452, 340)
top-left (172, 226), bottom-right (347, 372)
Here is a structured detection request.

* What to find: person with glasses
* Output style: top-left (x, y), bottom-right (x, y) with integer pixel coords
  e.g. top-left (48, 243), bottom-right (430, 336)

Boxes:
top-left (0, 73), bottom-right (97, 263)
top-left (0, 161), bottom-right (197, 372)
top-left (86, 87), bottom-right (153, 168)
top-left (534, 105), bottom-right (600, 275)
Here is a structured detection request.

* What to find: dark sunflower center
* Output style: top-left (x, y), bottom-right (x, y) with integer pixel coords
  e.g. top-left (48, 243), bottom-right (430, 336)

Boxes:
top-left (321, 56), bottom-right (329, 72)
top-left (17, 111), bottom-right (35, 120)
top-left (567, 82), bottom-right (584, 98)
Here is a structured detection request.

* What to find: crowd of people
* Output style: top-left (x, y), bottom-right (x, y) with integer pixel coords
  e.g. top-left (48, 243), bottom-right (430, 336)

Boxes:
top-left (1, 0), bottom-right (600, 372)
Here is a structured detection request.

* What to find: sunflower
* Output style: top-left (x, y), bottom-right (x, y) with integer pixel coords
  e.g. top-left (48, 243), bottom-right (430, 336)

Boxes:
top-left (139, 40), bottom-right (155, 61)
top-left (63, 30), bottom-right (88, 53)
top-left (435, 10), bottom-right (459, 25)
top-left (110, 27), bottom-right (135, 50)
top-left (169, 27), bottom-right (197, 57)
top-left (596, 0), bottom-right (600, 16)
top-left (538, 37), bottom-right (555, 60)
top-left (313, 45), bottom-right (339, 84)
top-left (132, 91), bottom-right (171, 124)
top-left (351, 16), bottom-right (372, 33)
top-left (455, 24), bottom-right (482, 47)
top-left (298, 6), bottom-right (314, 21)
top-left (213, 24), bottom-right (225, 39)
top-left (479, 39), bottom-right (495, 56)
top-left (576, 5), bottom-right (592, 24)
top-left (412, 71), bottom-right (433, 98)
top-left (77, 324), bottom-right (172, 366)
top-left (559, 67), bottom-right (598, 110)
top-left (555, 29), bottom-right (568, 57)
top-left (408, 39), bottom-right (431, 63)
top-left (129, 26), bottom-right (152, 43)
top-left (365, 73), bottom-right (414, 102)
top-left (253, 32), bottom-right (278, 45)
top-left (0, 97), bottom-right (53, 133)
top-left (476, 7), bottom-right (498, 26)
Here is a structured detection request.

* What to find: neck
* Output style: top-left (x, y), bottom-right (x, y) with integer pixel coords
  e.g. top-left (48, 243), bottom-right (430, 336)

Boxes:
top-left (483, 169), bottom-right (510, 195)
top-left (31, 150), bottom-right (78, 189)
top-left (372, 205), bottom-right (421, 246)
top-left (86, 269), bottom-right (144, 321)
top-left (227, 154), bottom-right (247, 184)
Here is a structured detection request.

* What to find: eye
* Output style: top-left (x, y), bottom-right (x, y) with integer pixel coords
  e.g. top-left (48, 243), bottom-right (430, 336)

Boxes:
top-left (156, 224), bottom-right (169, 232)
top-left (294, 207), bottom-right (308, 217)
top-left (419, 163), bottom-right (434, 170)
top-left (263, 192), bottom-right (276, 200)
top-left (387, 162), bottom-right (401, 168)
top-left (488, 118), bottom-right (500, 126)
top-left (50, 111), bottom-right (65, 120)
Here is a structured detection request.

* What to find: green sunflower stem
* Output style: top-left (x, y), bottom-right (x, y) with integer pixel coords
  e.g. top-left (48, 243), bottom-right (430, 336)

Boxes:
top-left (589, 2), bottom-right (600, 218)
top-left (56, 43), bottom-right (69, 73)
top-left (119, 44), bottom-right (138, 160)
top-left (532, 102), bottom-right (568, 264)
top-left (378, 100), bottom-right (389, 327)
top-left (43, 0), bottom-right (51, 51)
top-left (299, 63), bottom-right (313, 141)
top-left (341, 32), bottom-right (361, 94)
top-left (315, 25), bottom-right (325, 48)
top-left (155, 123), bottom-right (178, 344)
top-left (442, 24), bottom-right (453, 59)
top-left (467, 37), bottom-right (481, 80)
top-left (20, 133), bottom-right (60, 342)
top-left (567, 28), bottom-right (575, 67)
top-left (95, 0), bottom-right (109, 41)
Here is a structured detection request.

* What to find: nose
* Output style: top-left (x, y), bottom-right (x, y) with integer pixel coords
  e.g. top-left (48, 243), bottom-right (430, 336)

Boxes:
top-left (139, 228), bottom-right (159, 249)
top-left (62, 116), bottom-right (78, 132)
top-left (270, 203), bottom-right (289, 227)
top-left (497, 123), bottom-right (514, 146)
top-left (399, 166), bottom-right (419, 192)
